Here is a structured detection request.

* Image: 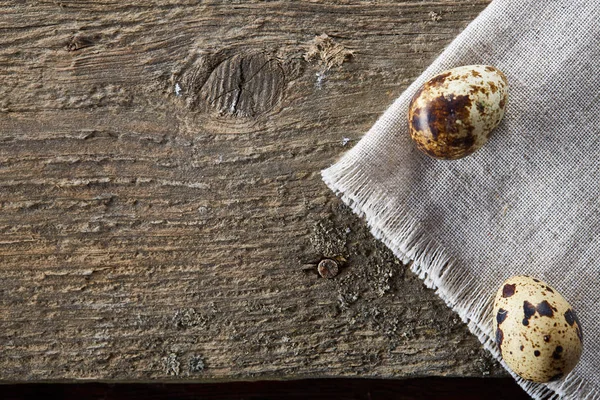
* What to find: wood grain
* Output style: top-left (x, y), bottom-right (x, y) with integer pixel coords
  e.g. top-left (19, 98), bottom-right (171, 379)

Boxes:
top-left (0, 0), bottom-right (498, 381)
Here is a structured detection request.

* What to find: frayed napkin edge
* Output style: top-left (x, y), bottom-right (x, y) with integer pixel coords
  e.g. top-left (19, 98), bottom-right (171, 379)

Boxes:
top-left (321, 157), bottom-right (597, 400)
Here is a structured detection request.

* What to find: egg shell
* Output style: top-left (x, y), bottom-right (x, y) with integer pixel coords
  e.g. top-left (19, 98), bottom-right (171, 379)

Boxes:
top-left (408, 65), bottom-right (508, 159)
top-left (493, 275), bottom-right (583, 383)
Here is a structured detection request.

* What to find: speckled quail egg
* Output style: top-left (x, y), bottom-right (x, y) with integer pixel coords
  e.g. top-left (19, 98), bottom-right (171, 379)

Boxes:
top-left (493, 275), bottom-right (583, 383)
top-left (408, 65), bottom-right (508, 159)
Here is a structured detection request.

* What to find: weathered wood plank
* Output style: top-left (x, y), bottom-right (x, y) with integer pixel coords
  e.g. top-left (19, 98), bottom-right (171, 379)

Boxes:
top-left (0, 0), bottom-right (499, 381)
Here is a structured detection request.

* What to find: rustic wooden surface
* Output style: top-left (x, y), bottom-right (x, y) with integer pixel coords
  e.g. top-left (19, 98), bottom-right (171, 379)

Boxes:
top-left (0, 0), bottom-right (500, 382)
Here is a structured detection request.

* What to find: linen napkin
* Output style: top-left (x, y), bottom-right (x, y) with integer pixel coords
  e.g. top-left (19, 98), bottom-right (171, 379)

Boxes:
top-left (321, 1), bottom-right (600, 398)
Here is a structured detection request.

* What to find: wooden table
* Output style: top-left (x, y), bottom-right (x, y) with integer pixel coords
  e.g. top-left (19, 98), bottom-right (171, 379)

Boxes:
top-left (0, 0), bottom-right (502, 381)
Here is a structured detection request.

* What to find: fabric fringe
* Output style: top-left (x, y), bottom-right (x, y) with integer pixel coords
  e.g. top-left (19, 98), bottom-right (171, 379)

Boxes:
top-left (321, 153), bottom-right (599, 400)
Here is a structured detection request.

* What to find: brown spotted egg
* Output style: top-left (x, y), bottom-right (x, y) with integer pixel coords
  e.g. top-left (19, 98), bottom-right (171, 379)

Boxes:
top-left (408, 65), bottom-right (508, 159)
top-left (493, 275), bottom-right (583, 383)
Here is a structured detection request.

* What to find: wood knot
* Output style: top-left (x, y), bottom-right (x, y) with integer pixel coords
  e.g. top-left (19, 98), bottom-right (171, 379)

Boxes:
top-left (65, 34), bottom-right (99, 52)
top-left (180, 52), bottom-right (285, 118)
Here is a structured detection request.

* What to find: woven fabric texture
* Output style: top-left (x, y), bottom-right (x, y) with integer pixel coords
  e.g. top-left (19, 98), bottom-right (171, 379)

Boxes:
top-left (321, 1), bottom-right (600, 398)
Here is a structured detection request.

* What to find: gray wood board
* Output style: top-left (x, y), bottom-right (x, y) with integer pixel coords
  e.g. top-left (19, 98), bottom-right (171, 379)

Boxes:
top-left (0, 0), bottom-right (502, 381)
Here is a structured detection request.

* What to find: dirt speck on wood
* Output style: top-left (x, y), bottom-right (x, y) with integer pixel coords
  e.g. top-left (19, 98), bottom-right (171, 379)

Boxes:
top-left (163, 353), bottom-right (181, 376)
top-left (429, 11), bottom-right (442, 22)
top-left (188, 355), bottom-right (205, 373)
